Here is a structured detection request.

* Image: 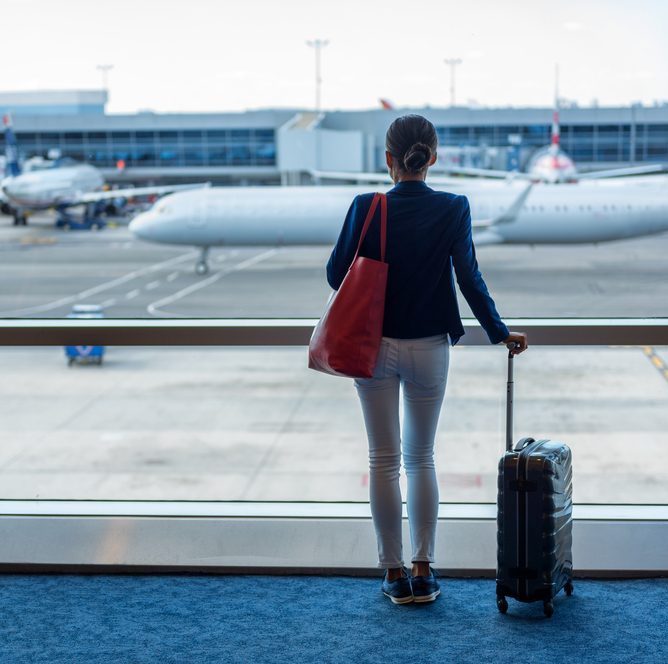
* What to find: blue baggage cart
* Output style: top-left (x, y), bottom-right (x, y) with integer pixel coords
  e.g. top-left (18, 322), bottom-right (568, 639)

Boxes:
top-left (65, 304), bottom-right (105, 366)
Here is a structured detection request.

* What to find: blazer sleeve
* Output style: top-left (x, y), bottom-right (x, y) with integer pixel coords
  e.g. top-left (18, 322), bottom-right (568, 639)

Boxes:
top-left (326, 195), bottom-right (368, 290)
top-left (451, 195), bottom-right (510, 344)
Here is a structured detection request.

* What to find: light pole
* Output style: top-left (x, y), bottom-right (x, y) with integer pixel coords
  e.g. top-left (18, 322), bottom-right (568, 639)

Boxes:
top-left (443, 58), bottom-right (462, 106)
top-left (306, 39), bottom-right (329, 112)
top-left (96, 64), bottom-right (114, 92)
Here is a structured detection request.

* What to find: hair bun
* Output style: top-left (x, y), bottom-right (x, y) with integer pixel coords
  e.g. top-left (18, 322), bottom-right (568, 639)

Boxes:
top-left (403, 142), bottom-right (431, 172)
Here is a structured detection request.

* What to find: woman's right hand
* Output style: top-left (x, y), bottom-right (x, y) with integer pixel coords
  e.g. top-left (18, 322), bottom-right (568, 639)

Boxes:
top-left (503, 332), bottom-right (528, 355)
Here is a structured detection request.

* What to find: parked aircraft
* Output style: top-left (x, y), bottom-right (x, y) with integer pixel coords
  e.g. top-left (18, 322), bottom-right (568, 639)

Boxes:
top-left (129, 176), bottom-right (668, 274)
top-left (1, 115), bottom-right (207, 228)
top-left (445, 107), bottom-right (663, 184)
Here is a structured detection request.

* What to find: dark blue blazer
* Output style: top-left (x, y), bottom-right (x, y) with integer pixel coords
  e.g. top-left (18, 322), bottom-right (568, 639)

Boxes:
top-left (326, 180), bottom-right (509, 345)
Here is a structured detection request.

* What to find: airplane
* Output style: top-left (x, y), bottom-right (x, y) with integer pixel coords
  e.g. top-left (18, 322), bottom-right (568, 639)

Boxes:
top-left (447, 106), bottom-right (664, 184)
top-left (1, 115), bottom-right (207, 228)
top-left (129, 175), bottom-right (668, 275)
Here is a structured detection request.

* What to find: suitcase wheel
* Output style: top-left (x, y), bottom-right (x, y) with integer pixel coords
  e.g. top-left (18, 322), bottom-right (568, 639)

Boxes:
top-left (496, 596), bottom-right (508, 614)
top-left (565, 581), bottom-right (574, 597)
top-left (543, 600), bottom-right (554, 618)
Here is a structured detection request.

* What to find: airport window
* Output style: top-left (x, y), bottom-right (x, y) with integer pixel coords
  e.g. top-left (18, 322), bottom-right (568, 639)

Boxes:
top-left (597, 147), bottom-right (620, 161)
top-left (229, 146), bottom-right (251, 164)
top-left (87, 150), bottom-right (112, 166)
top-left (472, 127), bottom-right (495, 141)
top-left (572, 147), bottom-right (594, 161)
top-left (521, 125), bottom-right (549, 146)
top-left (597, 125), bottom-right (620, 137)
top-left (0, 342), bottom-right (665, 506)
top-left (159, 149), bottom-right (180, 166)
top-left (209, 147), bottom-right (228, 165)
top-left (134, 131), bottom-right (156, 143)
top-left (135, 149), bottom-right (157, 164)
top-left (112, 149), bottom-right (131, 161)
top-left (61, 148), bottom-right (85, 161)
top-left (39, 132), bottom-right (61, 143)
top-left (437, 126), bottom-right (471, 145)
top-left (254, 142), bottom-right (276, 163)
top-left (0, 1), bottom-right (666, 593)
top-left (183, 148), bottom-right (207, 166)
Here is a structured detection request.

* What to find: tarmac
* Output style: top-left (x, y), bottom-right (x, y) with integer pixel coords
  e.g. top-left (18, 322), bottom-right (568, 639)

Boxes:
top-left (0, 213), bottom-right (666, 504)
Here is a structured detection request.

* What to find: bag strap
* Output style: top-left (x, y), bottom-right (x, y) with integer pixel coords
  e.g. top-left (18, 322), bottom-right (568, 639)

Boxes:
top-left (352, 193), bottom-right (387, 264)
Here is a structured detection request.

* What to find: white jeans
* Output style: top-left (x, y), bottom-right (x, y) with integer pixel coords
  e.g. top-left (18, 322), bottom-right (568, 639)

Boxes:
top-left (354, 334), bottom-right (449, 569)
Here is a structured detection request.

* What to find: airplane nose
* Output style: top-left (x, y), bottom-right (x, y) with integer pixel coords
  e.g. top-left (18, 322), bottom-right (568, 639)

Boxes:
top-left (3, 182), bottom-right (21, 199)
top-left (129, 211), bottom-right (156, 240)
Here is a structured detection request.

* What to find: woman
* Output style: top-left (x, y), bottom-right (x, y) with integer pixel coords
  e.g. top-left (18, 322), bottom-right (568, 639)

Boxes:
top-left (326, 114), bottom-right (527, 605)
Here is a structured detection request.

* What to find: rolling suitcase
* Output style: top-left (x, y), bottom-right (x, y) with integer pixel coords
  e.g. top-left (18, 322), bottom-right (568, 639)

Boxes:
top-left (496, 344), bottom-right (574, 617)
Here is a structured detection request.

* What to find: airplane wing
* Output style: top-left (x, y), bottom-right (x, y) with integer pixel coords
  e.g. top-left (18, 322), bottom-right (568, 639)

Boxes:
top-left (444, 166), bottom-right (532, 181)
top-left (310, 169), bottom-right (462, 186)
top-left (76, 182), bottom-right (211, 204)
top-left (311, 169), bottom-right (393, 184)
top-left (311, 167), bottom-right (531, 186)
top-left (471, 183), bottom-right (533, 229)
top-left (577, 164), bottom-right (664, 180)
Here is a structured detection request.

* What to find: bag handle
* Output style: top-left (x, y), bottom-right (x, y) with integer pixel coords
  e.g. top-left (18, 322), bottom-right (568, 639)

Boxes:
top-left (352, 193), bottom-right (387, 264)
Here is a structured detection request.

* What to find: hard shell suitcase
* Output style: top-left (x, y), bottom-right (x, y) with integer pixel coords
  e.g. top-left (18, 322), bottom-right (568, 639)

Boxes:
top-left (496, 346), bottom-right (574, 617)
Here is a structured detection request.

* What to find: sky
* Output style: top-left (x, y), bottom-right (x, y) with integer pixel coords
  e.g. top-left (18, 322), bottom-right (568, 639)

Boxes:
top-left (3, 0), bottom-right (667, 114)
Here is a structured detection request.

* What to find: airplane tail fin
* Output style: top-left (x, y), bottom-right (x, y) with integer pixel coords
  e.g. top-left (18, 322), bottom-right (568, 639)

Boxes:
top-left (2, 114), bottom-right (21, 177)
top-left (549, 108), bottom-right (560, 156)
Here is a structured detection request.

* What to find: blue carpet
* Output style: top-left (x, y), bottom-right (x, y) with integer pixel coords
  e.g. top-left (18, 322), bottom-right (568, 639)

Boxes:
top-left (0, 576), bottom-right (666, 663)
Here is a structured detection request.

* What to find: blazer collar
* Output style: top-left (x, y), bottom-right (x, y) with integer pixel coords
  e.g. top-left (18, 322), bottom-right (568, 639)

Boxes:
top-left (389, 180), bottom-right (431, 194)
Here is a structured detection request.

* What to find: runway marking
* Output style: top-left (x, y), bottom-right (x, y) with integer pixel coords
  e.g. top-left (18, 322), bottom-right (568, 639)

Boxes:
top-left (145, 280), bottom-right (161, 290)
top-left (166, 272), bottom-right (179, 282)
top-left (147, 249), bottom-right (278, 317)
top-left (125, 289), bottom-right (140, 300)
top-left (642, 346), bottom-right (668, 384)
top-left (100, 297), bottom-right (117, 308)
top-left (0, 249), bottom-right (198, 316)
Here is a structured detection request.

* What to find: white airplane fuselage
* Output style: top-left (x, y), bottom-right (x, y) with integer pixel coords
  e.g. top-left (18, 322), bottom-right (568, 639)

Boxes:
top-left (1, 164), bottom-right (104, 209)
top-left (129, 178), bottom-right (668, 248)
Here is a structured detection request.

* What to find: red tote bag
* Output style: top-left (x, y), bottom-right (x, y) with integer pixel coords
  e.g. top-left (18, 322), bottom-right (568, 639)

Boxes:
top-left (308, 192), bottom-right (388, 378)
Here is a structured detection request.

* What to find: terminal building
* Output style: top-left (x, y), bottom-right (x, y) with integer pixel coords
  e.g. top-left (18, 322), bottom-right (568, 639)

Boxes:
top-left (1, 89), bottom-right (667, 185)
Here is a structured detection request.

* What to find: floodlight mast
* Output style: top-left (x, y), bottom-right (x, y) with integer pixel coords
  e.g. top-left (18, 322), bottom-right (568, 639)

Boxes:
top-left (96, 64), bottom-right (114, 107)
top-left (306, 39), bottom-right (329, 112)
top-left (444, 57), bottom-right (462, 106)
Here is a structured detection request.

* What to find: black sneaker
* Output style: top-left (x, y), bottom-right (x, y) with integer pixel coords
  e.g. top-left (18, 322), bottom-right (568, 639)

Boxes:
top-left (381, 569), bottom-right (413, 605)
top-left (411, 568), bottom-right (440, 603)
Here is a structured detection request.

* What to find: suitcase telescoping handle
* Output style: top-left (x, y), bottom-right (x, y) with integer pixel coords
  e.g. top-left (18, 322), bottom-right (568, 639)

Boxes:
top-left (506, 344), bottom-right (517, 452)
top-left (506, 343), bottom-right (534, 453)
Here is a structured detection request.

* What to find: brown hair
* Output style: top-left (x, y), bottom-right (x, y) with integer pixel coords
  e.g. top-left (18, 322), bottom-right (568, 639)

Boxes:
top-left (385, 114), bottom-right (438, 174)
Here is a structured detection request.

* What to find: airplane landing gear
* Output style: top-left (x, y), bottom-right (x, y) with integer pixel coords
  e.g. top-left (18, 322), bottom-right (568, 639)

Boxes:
top-left (195, 247), bottom-right (210, 275)
top-left (12, 210), bottom-right (27, 226)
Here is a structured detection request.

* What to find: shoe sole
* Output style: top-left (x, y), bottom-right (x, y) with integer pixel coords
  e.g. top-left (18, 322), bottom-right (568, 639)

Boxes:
top-left (413, 589), bottom-right (440, 603)
top-left (383, 591), bottom-right (414, 605)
